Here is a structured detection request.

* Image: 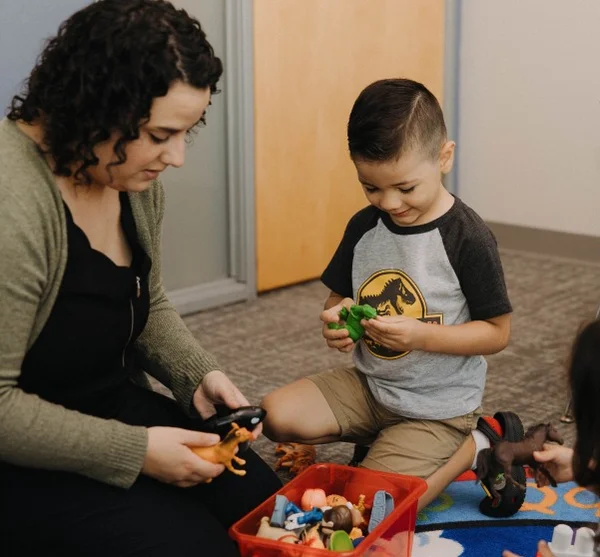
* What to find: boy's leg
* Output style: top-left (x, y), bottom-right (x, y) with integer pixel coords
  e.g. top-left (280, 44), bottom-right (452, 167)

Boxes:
top-left (359, 411), bottom-right (480, 511)
top-left (262, 366), bottom-right (378, 445)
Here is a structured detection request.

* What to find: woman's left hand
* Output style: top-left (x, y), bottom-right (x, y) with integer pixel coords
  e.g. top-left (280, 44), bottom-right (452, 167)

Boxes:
top-left (361, 315), bottom-right (427, 352)
top-left (192, 370), bottom-right (263, 439)
top-left (503, 540), bottom-right (555, 557)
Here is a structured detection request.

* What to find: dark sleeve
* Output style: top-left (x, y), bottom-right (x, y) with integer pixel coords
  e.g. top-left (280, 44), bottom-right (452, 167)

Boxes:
top-left (321, 206), bottom-right (380, 298)
top-left (440, 204), bottom-right (512, 321)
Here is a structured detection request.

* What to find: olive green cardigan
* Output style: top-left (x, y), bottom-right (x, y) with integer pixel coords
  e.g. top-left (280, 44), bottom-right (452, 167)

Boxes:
top-left (0, 119), bottom-right (221, 488)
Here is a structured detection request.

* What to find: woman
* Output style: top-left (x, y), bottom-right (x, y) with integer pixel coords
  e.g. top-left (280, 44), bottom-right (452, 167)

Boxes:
top-left (504, 320), bottom-right (600, 557)
top-left (0, 1), bottom-right (280, 555)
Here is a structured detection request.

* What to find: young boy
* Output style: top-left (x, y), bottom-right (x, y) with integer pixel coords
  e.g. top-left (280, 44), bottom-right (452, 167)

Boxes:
top-left (262, 78), bottom-right (515, 511)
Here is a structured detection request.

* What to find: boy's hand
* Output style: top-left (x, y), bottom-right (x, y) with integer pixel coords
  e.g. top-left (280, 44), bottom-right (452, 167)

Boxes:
top-left (320, 298), bottom-right (355, 353)
top-left (361, 315), bottom-right (428, 352)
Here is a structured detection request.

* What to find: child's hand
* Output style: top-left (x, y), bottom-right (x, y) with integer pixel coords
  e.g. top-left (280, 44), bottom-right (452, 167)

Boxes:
top-left (503, 540), bottom-right (555, 557)
top-left (361, 315), bottom-right (427, 352)
top-left (320, 298), bottom-right (355, 353)
top-left (533, 444), bottom-right (574, 485)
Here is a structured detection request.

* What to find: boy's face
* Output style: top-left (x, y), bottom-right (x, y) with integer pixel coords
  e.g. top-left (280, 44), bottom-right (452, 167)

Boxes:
top-left (354, 142), bottom-right (455, 226)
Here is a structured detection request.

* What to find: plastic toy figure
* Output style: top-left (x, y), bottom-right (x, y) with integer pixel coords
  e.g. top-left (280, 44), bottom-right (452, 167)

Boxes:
top-left (274, 442), bottom-right (316, 476)
top-left (327, 304), bottom-right (378, 342)
top-left (476, 423), bottom-right (564, 498)
top-left (368, 490), bottom-right (394, 533)
top-left (256, 517), bottom-right (299, 544)
top-left (190, 422), bottom-right (253, 482)
top-left (270, 494), bottom-right (289, 528)
top-left (284, 507), bottom-right (324, 530)
top-left (301, 488), bottom-right (327, 511)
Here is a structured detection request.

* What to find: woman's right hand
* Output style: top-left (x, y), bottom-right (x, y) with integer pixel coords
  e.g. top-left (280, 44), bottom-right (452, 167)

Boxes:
top-left (320, 297), bottom-right (355, 353)
top-left (142, 426), bottom-right (225, 487)
top-left (533, 443), bottom-right (575, 486)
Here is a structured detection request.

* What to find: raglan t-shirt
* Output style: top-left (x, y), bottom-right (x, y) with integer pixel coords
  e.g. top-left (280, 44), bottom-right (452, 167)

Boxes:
top-left (321, 196), bottom-right (512, 420)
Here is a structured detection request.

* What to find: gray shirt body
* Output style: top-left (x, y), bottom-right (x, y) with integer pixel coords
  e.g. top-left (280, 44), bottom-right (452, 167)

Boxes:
top-left (322, 197), bottom-right (511, 420)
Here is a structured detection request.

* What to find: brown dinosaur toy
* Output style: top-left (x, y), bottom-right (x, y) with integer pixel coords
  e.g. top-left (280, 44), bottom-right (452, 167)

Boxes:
top-left (274, 442), bottom-right (316, 476)
top-left (191, 422), bottom-right (253, 482)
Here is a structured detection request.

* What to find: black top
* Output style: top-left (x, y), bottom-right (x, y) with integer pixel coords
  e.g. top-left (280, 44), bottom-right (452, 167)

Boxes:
top-left (20, 193), bottom-right (151, 419)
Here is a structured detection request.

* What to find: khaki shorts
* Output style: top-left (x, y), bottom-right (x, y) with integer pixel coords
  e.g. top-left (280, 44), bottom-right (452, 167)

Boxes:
top-left (307, 366), bottom-right (482, 478)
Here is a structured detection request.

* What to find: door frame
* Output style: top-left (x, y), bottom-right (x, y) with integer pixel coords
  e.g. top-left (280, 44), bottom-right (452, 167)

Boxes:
top-left (169, 0), bottom-right (257, 315)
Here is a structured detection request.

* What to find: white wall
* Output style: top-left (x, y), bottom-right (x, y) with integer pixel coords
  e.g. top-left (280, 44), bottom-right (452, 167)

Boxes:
top-left (0, 0), bottom-right (92, 113)
top-left (457, 0), bottom-right (600, 237)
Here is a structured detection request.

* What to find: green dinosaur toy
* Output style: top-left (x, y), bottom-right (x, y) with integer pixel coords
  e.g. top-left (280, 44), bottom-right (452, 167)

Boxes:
top-left (327, 304), bottom-right (377, 342)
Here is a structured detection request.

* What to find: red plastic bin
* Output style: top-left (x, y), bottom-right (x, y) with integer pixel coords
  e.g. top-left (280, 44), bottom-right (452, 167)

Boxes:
top-left (229, 463), bottom-right (427, 557)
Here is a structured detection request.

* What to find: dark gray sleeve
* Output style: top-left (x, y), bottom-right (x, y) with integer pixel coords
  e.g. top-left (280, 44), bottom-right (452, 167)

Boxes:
top-left (321, 206), bottom-right (379, 298)
top-left (440, 205), bottom-right (512, 321)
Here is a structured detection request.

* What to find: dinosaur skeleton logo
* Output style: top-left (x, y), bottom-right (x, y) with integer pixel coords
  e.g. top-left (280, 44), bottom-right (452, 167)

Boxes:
top-left (358, 270), bottom-right (442, 359)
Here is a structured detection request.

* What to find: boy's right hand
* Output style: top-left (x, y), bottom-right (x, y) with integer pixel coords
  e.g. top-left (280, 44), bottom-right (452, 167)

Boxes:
top-left (321, 297), bottom-right (355, 353)
top-left (142, 426), bottom-right (225, 487)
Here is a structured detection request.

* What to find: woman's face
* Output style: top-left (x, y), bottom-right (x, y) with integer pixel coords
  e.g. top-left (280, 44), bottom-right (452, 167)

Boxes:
top-left (88, 81), bottom-right (211, 192)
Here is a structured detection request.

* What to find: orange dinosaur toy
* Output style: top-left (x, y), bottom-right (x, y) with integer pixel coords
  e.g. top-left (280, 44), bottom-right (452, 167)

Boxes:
top-left (274, 442), bottom-right (316, 476)
top-left (191, 422), bottom-right (253, 482)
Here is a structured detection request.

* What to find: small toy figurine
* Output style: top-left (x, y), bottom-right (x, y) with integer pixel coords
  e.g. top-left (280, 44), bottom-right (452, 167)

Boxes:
top-left (284, 507), bottom-right (324, 530)
top-left (270, 494), bottom-right (289, 528)
top-left (256, 517), bottom-right (299, 544)
top-left (327, 304), bottom-right (378, 342)
top-left (190, 422), bottom-right (253, 482)
top-left (301, 488), bottom-right (327, 511)
top-left (476, 423), bottom-right (564, 499)
top-left (274, 442), bottom-right (316, 476)
top-left (302, 524), bottom-right (326, 549)
top-left (540, 523), bottom-right (595, 557)
top-left (368, 490), bottom-right (394, 533)
top-left (326, 494), bottom-right (347, 506)
top-left (321, 505), bottom-right (353, 534)
top-left (329, 530), bottom-right (354, 551)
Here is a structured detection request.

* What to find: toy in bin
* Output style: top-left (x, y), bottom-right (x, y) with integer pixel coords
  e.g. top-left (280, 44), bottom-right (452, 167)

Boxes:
top-left (229, 463), bottom-right (427, 556)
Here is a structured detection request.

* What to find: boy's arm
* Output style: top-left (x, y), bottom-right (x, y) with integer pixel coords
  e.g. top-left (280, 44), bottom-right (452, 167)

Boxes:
top-left (420, 313), bottom-right (511, 355)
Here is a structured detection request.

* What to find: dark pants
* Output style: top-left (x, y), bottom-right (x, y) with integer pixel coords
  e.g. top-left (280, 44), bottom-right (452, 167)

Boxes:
top-left (0, 385), bottom-right (282, 556)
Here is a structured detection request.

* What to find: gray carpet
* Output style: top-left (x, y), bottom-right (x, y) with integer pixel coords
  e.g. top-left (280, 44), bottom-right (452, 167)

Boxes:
top-left (152, 248), bottom-right (600, 478)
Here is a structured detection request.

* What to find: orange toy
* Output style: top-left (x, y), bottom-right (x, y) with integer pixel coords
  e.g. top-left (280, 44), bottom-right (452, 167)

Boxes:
top-left (301, 488), bottom-right (327, 511)
top-left (274, 443), bottom-right (316, 476)
top-left (191, 422), bottom-right (253, 482)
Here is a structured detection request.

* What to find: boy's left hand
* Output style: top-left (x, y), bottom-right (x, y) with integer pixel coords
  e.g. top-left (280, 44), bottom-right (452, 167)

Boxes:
top-left (361, 315), bottom-right (427, 352)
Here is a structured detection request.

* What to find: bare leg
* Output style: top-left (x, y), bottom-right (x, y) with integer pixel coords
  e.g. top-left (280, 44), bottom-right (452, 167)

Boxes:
top-left (418, 436), bottom-right (475, 512)
top-left (261, 379), bottom-right (341, 443)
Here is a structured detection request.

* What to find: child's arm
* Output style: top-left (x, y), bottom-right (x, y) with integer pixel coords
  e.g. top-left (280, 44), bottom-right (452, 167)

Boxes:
top-left (362, 313), bottom-right (511, 356)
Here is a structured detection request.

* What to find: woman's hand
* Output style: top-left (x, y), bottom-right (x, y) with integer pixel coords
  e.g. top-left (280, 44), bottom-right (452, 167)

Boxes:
top-left (503, 540), bottom-right (555, 557)
top-left (192, 370), bottom-right (262, 439)
top-left (142, 426), bottom-right (224, 487)
top-left (361, 315), bottom-right (428, 352)
top-left (533, 444), bottom-right (574, 486)
top-left (320, 297), bottom-right (355, 353)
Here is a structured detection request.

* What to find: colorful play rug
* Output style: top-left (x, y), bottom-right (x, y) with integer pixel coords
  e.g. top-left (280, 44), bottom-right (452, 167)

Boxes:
top-left (414, 473), bottom-right (599, 557)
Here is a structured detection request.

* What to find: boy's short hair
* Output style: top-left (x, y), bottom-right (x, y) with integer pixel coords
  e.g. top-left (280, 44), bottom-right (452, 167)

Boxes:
top-left (347, 78), bottom-right (447, 162)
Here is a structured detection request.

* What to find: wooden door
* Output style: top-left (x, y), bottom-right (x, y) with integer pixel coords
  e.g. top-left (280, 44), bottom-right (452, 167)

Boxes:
top-left (254, 0), bottom-right (445, 291)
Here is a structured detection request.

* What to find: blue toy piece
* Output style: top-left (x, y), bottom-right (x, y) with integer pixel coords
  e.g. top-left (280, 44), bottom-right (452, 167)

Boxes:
top-left (284, 507), bottom-right (324, 530)
top-left (367, 490), bottom-right (394, 533)
top-left (270, 494), bottom-right (289, 528)
top-left (352, 537), bottom-right (365, 548)
top-left (284, 501), bottom-right (302, 516)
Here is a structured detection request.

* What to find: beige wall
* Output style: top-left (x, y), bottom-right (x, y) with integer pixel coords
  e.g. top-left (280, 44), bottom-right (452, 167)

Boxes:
top-left (457, 0), bottom-right (600, 237)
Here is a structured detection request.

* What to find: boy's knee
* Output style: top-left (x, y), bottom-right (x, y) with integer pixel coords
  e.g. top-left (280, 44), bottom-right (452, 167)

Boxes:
top-left (260, 392), bottom-right (296, 442)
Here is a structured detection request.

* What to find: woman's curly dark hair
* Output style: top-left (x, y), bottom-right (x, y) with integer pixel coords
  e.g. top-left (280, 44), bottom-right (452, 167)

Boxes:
top-left (7, 0), bottom-right (223, 184)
